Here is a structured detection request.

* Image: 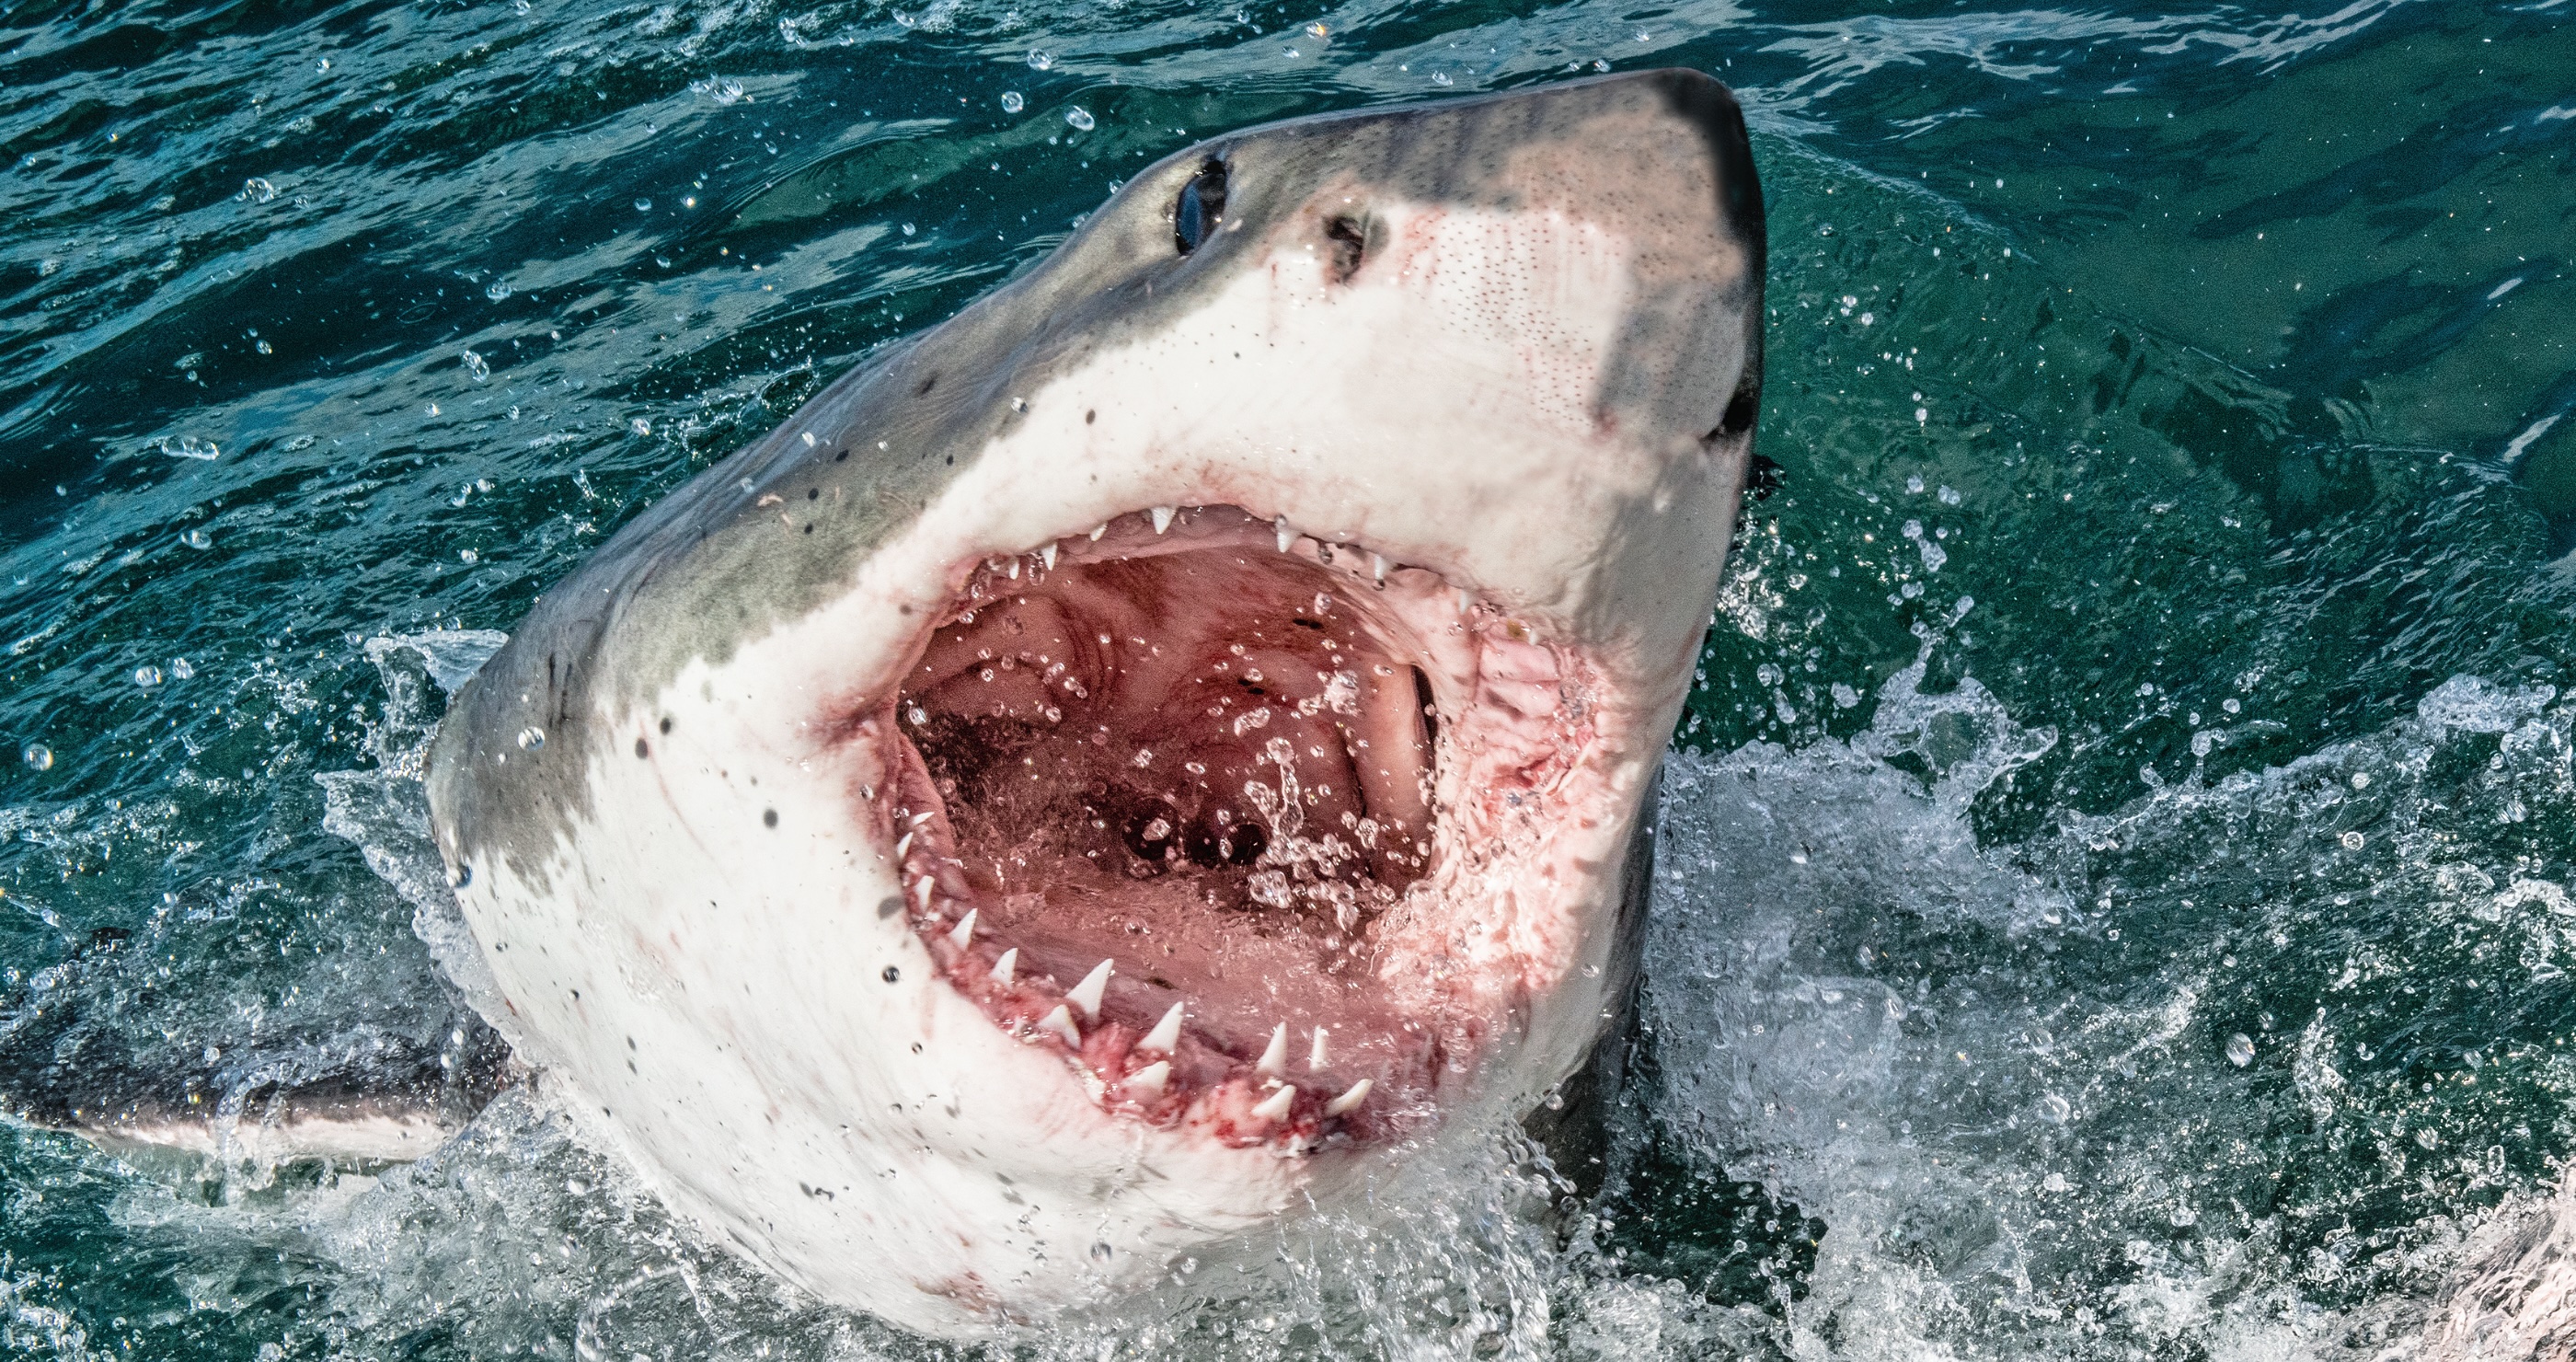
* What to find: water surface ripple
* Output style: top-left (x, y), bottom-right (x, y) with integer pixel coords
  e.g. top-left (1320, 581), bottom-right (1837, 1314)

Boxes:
top-left (4, 0), bottom-right (2574, 1356)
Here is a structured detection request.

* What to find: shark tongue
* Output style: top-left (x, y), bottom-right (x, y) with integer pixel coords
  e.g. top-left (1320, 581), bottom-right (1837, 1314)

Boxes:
top-left (884, 506), bottom-right (1468, 1145)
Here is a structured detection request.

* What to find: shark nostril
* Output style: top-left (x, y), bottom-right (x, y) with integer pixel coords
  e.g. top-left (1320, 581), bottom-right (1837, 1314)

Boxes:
top-left (1323, 214), bottom-right (1366, 282)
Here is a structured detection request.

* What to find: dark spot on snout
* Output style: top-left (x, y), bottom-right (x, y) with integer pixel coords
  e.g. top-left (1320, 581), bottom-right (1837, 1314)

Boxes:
top-left (1323, 214), bottom-right (1368, 282)
top-left (1085, 410), bottom-right (1096, 424)
top-left (635, 737), bottom-right (650, 758)
top-left (881, 965), bottom-right (901, 984)
top-left (807, 488), bottom-right (819, 500)
top-left (660, 717), bottom-right (673, 734)
top-left (915, 374), bottom-right (937, 396)
top-left (877, 896), bottom-right (903, 919)
top-left (763, 809), bottom-right (779, 827)
top-left (834, 449), bottom-right (848, 462)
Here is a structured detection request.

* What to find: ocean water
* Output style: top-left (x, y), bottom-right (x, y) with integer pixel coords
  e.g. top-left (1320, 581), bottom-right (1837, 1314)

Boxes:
top-left (5, 0), bottom-right (2575, 1355)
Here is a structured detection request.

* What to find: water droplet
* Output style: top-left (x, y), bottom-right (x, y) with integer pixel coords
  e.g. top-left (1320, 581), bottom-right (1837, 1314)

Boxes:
top-left (901, 222), bottom-right (916, 236)
top-left (459, 548), bottom-right (479, 564)
top-left (132, 664), bottom-right (164, 687)
top-left (255, 338), bottom-right (273, 353)
top-left (2340, 830), bottom-right (2366, 850)
top-left (21, 743), bottom-right (52, 771)
top-left (155, 435), bottom-right (221, 461)
top-left (1905, 475), bottom-right (1925, 494)
top-left (462, 350), bottom-right (490, 381)
top-left (634, 197), bottom-right (653, 212)
top-left (1064, 107), bottom-right (1094, 132)
top-left (179, 528), bottom-right (213, 549)
top-left (518, 727), bottom-right (546, 750)
top-left (2040, 1092), bottom-right (2070, 1123)
top-left (170, 658), bottom-right (194, 680)
top-left (237, 178), bottom-right (277, 203)
top-left (2225, 1033), bottom-right (2255, 1067)
top-left (1027, 48), bottom-right (1053, 69)
top-left (1000, 91), bottom-right (1024, 113)
top-left (630, 417), bottom-right (651, 435)
top-left (486, 281), bottom-right (513, 301)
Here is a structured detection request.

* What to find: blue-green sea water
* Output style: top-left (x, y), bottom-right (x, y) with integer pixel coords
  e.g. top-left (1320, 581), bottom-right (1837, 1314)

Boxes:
top-left (6, 0), bottom-right (2576, 1356)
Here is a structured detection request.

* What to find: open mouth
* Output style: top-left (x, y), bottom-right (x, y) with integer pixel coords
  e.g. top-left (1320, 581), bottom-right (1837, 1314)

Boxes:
top-left (855, 506), bottom-right (1603, 1153)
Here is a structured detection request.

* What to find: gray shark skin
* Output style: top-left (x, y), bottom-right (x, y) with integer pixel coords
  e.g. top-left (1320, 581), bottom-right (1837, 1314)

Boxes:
top-left (0, 928), bottom-right (514, 1169)
top-left (448, 69), bottom-right (1763, 1336)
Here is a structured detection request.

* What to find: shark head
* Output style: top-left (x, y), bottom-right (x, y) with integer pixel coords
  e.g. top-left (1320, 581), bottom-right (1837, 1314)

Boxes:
top-left (426, 68), bottom-right (1763, 1336)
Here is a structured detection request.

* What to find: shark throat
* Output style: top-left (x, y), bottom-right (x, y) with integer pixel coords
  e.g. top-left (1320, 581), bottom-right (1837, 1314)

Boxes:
top-left (870, 505), bottom-right (1595, 1148)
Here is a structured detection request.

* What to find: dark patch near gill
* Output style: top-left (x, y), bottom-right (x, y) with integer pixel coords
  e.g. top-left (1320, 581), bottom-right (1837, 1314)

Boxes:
top-left (1412, 665), bottom-right (1439, 751)
top-left (915, 373), bottom-right (937, 396)
top-left (1323, 214), bottom-right (1367, 282)
top-left (1744, 449), bottom-right (1783, 502)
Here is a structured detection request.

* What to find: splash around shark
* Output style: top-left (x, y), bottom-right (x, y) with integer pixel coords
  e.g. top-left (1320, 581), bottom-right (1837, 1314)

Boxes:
top-left (423, 69), bottom-right (1764, 1336)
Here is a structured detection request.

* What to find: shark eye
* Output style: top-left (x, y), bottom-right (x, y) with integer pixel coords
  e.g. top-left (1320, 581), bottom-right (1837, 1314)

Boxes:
top-left (1173, 158), bottom-right (1227, 255)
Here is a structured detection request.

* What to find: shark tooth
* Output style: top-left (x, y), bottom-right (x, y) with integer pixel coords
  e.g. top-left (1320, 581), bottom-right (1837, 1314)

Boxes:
top-left (1067, 959), bottom-right (1112, 1022)
top-left (1151, 506), bottom-right (1176, 534)
top-left (1250, 1085), bottom-right (1296, 1121)
top-left (990, 948), bottom-right (1018, 986)
top-left (945, 909), bottom-right (977, 949)
top-left (1039, 1004), bottom-right (1082, 1049)
top-left (1128, 1060), bottom-right (1170, 1100)
top-left (1141, 1002), bottom-right (1184, 1054)
top-left (1255, 1022), bottom-right (1288, 1079)
top-left (1308, 1027), bottom-right (1328, 1070)
top-left (1325, 1079), bottom-right (1373, 1116)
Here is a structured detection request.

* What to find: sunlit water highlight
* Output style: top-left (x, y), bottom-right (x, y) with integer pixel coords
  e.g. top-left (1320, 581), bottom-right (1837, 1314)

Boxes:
top-left (6, 0), bottom-right (2575, 1356)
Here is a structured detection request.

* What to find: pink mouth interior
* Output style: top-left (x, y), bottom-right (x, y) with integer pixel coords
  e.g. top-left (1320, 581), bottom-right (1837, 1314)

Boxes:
top-left (868, 507), bottom-right (1590, 1150)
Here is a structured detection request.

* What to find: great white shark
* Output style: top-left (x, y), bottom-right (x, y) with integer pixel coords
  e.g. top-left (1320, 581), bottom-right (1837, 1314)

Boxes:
top-left (3, 70), bottom-right (1765, 1336)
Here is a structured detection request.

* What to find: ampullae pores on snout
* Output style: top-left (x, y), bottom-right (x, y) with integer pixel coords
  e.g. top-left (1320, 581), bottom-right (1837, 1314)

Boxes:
top-left (50, 69), bottom-right (1768, 1337)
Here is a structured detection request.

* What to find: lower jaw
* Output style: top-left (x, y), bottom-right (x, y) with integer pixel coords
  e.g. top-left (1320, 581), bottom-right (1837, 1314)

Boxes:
top-left (840, 505), bottom-right (1611, 1151)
